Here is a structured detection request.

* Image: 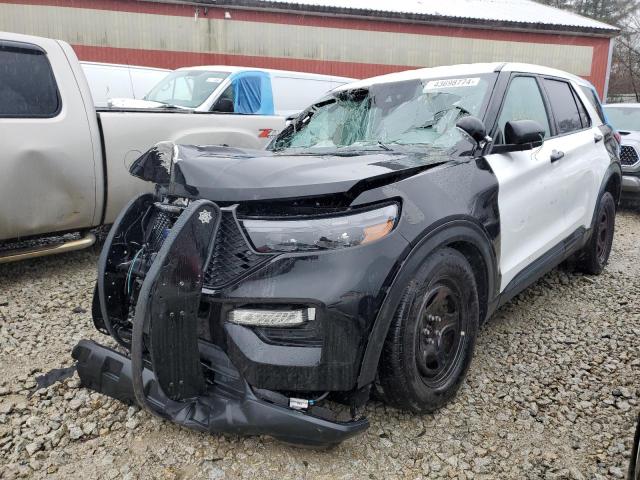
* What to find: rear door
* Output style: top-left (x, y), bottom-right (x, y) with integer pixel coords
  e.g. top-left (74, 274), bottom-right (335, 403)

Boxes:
top-left (539, 78), bottom-right (609, 233)
top-left (485, 74), bottom-right (567, 291)
top-left (0, 38), bottom-right (98, 241)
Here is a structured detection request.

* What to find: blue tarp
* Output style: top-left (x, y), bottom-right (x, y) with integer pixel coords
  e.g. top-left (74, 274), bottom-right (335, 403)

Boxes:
top-left (231, 71), bottom-right (274, 115)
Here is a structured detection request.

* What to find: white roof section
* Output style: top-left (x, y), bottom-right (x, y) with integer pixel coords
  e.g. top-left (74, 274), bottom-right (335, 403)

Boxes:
top-left (334, 62), bottom-right (591, 90)
top-left (80, 61), bottom-right (170, 72)
top-left (254, 0), bottom-right (617, 33)
top-left (174, 65), bottom-right (355, 82)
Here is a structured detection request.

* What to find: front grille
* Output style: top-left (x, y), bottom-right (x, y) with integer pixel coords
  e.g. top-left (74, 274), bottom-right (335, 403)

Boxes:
top-left (621, 145), bottom-right (639, 166)
top-left (203, 211), bottom-right (274, 290)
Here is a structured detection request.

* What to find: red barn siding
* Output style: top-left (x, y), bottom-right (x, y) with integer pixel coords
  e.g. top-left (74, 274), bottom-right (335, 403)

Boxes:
top-left (1, 0), bottom-right (613, 96)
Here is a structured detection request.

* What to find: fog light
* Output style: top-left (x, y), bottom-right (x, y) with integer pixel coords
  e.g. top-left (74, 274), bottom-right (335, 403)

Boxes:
top-left (228, 308), bottom-right (315, 327)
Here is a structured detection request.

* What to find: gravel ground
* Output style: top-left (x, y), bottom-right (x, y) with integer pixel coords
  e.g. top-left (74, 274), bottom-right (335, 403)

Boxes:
top-left (1, 208), bottom-right (639, 479)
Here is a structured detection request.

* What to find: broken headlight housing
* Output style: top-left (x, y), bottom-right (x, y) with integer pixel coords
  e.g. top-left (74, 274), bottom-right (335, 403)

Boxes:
top-left (241, 203), bottom-right (399, 253)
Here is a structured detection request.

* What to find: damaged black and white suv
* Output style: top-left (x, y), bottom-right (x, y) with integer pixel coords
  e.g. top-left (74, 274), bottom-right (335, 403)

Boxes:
top-left (73, 63), bottom-right (621, 447)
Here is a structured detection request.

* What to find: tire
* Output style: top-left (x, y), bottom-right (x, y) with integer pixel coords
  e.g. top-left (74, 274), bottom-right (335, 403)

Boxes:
top-left (378, 247), bottom-right (479, 413)
top-left (577, 191), bottom-right (616, 275)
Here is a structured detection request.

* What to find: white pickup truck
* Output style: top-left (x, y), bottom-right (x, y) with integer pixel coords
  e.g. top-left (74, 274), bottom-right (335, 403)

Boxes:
top-left (0, 31), bottom-right (298, 262)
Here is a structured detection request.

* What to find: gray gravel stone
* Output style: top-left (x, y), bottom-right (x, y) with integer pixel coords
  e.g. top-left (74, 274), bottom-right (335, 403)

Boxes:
top-left (0, 210), bottom-right (639, 479)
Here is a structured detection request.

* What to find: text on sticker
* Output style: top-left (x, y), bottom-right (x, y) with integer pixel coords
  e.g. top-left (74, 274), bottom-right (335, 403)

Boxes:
top-left (424, 78), bottom-right (480, 90)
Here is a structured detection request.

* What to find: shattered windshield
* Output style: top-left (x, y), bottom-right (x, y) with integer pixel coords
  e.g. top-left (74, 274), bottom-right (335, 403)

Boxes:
top-left (145, 70), bottom-right (229, 108)
top-left (269, 74), bottom-right (496, 153)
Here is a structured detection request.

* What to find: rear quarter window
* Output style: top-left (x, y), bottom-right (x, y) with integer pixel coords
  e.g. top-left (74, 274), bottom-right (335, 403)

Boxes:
top-left (0, 41), bottom-right (60, 118)
top-left (580, 85), bottom-right (607, 125)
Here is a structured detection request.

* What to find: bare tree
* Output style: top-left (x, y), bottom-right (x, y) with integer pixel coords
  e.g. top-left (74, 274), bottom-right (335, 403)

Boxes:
top-left (536, 0), bottom-right (637, 25)
top-left (537, 0), bottom-right (640, 101)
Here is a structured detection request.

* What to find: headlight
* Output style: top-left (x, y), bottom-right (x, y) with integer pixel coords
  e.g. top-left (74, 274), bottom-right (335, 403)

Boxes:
top-left (241, 203), bottom-right (399, 253)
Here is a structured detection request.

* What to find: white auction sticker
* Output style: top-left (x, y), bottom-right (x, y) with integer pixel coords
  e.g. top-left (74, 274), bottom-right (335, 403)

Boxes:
top-left (206, 77), bottom-right (223, 83)
top-left (424, 78), bottom-right (480, 90)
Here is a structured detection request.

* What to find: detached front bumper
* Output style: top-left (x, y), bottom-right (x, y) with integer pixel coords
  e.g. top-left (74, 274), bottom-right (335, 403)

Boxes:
top-left (74, 194), bottom-right (371, 446)
top-left (73, 339), bottom-right (368, 446)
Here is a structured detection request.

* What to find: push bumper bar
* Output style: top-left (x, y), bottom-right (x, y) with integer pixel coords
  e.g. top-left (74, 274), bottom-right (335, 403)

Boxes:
top-left (72, 339), bottom-right (369, 447)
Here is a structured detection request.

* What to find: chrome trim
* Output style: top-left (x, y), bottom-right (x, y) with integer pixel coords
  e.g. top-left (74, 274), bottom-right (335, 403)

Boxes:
top-left (0, 232), bottom-right (96, 264)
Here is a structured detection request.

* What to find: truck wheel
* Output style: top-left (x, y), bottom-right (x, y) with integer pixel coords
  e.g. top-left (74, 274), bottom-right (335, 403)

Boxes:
top-left (378, 248), bottom-right (479, 413)
top-left (578, 191), bottom-right (616, 275)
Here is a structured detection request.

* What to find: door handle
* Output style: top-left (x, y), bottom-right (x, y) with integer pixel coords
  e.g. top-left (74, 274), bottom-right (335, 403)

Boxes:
top-left (550, 150), bottom-right (565, 162)
top-left (594, 133), bottom-right (603, 143)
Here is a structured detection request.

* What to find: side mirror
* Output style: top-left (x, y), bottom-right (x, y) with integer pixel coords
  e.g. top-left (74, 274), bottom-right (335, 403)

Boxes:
top-left (212, 98), bottom-right (234, 113)
top-left (456, 116), bottom-right (491, 152)
top-left (504, 119), bottom-right (545, 145)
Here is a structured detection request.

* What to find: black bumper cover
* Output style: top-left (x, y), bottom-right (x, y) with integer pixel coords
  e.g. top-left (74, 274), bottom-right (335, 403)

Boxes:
top-left (72, 339), bottom-right (368, 447)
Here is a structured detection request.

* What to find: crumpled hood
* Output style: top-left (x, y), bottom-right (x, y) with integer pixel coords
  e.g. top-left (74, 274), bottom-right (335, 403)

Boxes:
top-left (129, 142), bottom-right (454, 202)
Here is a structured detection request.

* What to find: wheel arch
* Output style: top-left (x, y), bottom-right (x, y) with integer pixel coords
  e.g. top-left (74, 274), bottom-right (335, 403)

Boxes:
top-left (586, 162), bottom-right (622, 232)
top-left (603, 166), bottom-right (622, 206)
top-left (356, 218), bottom-right (499, 388)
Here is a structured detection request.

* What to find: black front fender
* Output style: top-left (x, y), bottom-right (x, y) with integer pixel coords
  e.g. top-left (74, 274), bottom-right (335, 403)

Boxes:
top-left (356, 219), bottom-right (498, 388)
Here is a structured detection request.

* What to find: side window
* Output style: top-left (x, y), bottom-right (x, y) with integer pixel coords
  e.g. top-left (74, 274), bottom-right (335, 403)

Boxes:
top-left (211, 84), bottom-right (234, 113)
top-left (573, 89), bottom-right (591, 128)
top-left (496, 76), bottom-right (550, 143)
top-left (233, 75), bottom-right (263, 114)
top-left (580, 85), bottom-right (606, 125)
top-left (0, 42), bottom-right (60, 117)
top-left (213, 73), bottom-right (274, 115)
top-left (543, 79), bottom-right (582, 135)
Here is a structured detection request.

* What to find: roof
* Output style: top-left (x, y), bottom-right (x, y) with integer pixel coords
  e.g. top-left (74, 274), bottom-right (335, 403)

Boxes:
top-left (174, 65), bottom-right (355, 82)
top-left (204, 0), bottom-right (618, 35)
top-left (334, 62), bottom-right (592, 90)
top-left (80, 61), bottom-right (170, 72)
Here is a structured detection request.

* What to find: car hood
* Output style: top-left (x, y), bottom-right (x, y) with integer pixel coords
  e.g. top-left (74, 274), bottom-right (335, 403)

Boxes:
top-left (620, 130), bottom-right (640, 148)
top-left (130, 142), bottom-right (456, 202)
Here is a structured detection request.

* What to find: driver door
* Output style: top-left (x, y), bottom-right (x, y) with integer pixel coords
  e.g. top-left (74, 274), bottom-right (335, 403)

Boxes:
top-left (485, 75), bottom-right (567, 291)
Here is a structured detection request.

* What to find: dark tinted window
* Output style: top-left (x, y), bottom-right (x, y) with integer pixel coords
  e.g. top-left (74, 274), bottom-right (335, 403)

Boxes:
top-left (544, 79), bottom-right (582, 134)
top-left (496, 76), bottom-right (550, 143)
top-left (580, 85), bottom-right (606, 125)
top-left (574, 90), bottom-right (591, 128)
top-left (0, 42), bottom-right (60, 117)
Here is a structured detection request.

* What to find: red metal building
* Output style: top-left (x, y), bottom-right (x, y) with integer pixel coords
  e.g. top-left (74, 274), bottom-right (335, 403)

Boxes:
top-left (0, 0), bottom-right (618, 97)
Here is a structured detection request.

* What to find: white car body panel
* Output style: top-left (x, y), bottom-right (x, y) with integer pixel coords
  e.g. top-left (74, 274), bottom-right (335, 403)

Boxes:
top-left (486, 74), bottom-right (610, 291)
top-left (0, 34), bottom-right (101, 241)
top-left (81, 62), bottom-right (169, 108)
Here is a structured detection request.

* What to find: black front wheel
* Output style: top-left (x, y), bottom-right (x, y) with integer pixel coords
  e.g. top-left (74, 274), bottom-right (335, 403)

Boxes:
top-left (378, 248), bottom-right (479, 413)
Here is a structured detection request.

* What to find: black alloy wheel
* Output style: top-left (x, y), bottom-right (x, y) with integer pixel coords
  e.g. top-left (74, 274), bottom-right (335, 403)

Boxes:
top-left (415, 283), bottom-right (467, 388)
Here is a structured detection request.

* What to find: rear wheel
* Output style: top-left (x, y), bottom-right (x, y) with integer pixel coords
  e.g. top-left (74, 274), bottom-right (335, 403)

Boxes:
top-left (378, 248), bottom-right (479, 413)
top-left (577, 191), bottom-right (616, 275)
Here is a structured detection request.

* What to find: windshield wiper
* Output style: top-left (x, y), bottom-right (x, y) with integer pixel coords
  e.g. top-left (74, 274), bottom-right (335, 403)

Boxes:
top-left (377, 141), bottom-right (392, 151)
